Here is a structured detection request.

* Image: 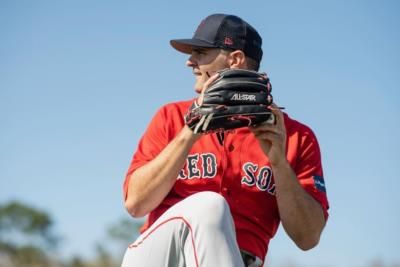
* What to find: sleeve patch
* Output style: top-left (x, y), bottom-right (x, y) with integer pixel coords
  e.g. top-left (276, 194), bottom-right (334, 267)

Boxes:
top-left (313, 175), bottom-right (326, 192)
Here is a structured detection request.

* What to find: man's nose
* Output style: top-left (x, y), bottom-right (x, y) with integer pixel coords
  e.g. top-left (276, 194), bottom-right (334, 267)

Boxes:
top-left (186, 54), bottom-right (197, 67)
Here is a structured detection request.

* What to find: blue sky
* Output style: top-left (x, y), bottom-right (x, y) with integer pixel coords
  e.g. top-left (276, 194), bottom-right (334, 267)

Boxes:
top-left (1, 0), bottom-right (399, 266)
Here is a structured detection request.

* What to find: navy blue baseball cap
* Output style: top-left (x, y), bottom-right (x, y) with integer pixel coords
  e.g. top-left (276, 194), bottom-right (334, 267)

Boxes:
top-left (170, 14), bottom-right (263, 63)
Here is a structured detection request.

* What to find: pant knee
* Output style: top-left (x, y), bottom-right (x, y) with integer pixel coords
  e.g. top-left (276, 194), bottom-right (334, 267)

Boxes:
top-left (187, 191), bottom-right (231, 227)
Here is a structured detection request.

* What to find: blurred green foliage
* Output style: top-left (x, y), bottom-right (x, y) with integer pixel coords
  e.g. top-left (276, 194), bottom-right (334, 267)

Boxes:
top-left (0, 200), bottom-right (140, 267)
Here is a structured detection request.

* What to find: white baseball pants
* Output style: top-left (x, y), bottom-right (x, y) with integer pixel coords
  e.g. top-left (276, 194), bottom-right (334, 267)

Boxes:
top-left (121, 191), bottom-right (246, 267)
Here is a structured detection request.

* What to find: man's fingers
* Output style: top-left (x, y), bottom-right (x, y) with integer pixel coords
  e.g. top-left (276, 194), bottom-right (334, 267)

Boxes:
top-left (250, 123), bottom-right (280, 134)
top-left (202, 73), bottom-right (219, 91)
top-left (269, 103), bottom-right (285, 126)
top-left (252, 131), bottom-right (280, 141)
top-left (197, 73), bottom-right (220, 106)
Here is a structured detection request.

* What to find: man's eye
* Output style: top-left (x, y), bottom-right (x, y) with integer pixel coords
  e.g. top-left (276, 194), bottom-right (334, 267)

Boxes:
top-left (193, 50), bottom-right (206, 55)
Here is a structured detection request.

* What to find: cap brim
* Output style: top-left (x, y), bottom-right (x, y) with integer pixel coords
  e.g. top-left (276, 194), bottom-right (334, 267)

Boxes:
top-left (170, 39), bottom-right (217, 54)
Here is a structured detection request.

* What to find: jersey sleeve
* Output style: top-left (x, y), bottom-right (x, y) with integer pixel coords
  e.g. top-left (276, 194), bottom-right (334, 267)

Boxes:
top-left (294, 126), bottom-right (330, 219)
top-left (123, 105), bottom-right (170, 200)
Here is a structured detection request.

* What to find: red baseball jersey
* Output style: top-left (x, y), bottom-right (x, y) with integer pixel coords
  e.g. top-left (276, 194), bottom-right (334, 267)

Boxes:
top-left (124, 100), bottom-right (329, 260)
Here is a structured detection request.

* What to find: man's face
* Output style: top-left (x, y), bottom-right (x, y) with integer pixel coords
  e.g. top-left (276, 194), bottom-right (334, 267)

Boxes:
top-left (186, 48), bottom-right (230, 93)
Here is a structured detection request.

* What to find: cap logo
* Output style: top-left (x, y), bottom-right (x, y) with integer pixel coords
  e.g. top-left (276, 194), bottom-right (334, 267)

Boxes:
top-left (224, 37), bottom-right (234, 45)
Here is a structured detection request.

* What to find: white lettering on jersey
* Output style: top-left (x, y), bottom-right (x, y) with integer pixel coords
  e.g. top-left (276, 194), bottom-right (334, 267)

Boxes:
top-left (241, 162), bottom-right (275, 195)
top-left (178, 153), bottom-right (217, 180)
top-left (201, 153), bottom-right (217, 178)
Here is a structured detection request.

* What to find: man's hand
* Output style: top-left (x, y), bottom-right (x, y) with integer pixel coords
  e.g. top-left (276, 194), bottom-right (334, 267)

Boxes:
top-left (251, 104), bottom-right (326, 250)
top-left (249, 103), bottom-right (287, 166)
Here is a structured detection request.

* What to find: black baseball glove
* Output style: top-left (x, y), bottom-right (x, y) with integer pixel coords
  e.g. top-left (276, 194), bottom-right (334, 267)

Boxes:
top-left (185, 69), bottom-right (275, 134)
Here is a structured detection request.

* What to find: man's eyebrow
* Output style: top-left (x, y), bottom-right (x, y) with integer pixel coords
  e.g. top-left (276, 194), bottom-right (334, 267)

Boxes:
top-left (192, 48), bottom-right (207, 53)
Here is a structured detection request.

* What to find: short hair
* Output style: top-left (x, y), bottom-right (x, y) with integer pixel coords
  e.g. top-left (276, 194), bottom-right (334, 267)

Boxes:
top-left (246, 56), bottom-right (260, 71)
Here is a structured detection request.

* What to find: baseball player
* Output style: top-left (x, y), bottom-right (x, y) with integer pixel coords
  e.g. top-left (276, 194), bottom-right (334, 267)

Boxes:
top-left (122, 14), bottom-right (329, 267)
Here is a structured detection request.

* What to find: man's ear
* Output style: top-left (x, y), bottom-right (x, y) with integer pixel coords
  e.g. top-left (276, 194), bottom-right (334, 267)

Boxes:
top-left (228, 50), bottom-right (246, 68)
